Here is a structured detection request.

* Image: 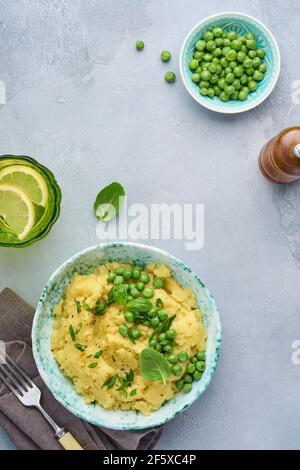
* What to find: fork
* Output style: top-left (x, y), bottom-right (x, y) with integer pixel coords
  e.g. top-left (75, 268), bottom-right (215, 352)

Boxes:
top-left (0, 349), bottom-right (83, 450)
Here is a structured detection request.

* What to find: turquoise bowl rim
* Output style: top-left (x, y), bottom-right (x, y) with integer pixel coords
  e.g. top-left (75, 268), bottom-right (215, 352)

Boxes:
top-left (179, 11), bottom-right (281, 114)
top-left (32, 242), bottom-right (222, 430)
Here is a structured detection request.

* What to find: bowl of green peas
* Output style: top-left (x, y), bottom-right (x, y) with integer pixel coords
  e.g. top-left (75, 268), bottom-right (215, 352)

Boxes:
top-left (179, 11), bottom-right (280, 113)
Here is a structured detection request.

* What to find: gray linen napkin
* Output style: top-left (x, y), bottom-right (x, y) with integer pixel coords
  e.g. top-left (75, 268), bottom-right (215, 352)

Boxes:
top-left (0, 288), bottom-right (163, 450)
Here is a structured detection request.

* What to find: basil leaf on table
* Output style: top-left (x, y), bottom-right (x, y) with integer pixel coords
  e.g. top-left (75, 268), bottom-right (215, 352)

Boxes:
top-left (93, 182), bottom-right (125, 222)
top-left (139, 349), bottom-right (171, 384)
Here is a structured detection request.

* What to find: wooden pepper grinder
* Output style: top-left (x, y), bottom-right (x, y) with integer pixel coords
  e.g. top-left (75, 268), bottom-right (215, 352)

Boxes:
top-left (259, 126), bottom-right (300, 183)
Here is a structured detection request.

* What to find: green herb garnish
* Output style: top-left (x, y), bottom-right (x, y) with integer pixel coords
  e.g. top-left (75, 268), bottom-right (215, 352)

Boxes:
top-left (74, 343), bottom-right (87, 352)
top-left (94, 182), bottom-right (125, 222)
top-left (161, 314), bottom-right (176, 332)
top-left (126, 298), bottom-right (152, 313)
top-left (83, 301), bottom-right (93, 312)
top-left (156, 298), bottom-right (164, 308)
top-left (88, 363), bottom-right (98, 369)
top-left (130, 389), bottom-right (137, 397)
top-left (93, 350), bottom-right (103, 359)
top-left (75, 322), bottom-right (82, 335)
top-left (69, 324), bottom-right (76, 342)
top-left (139, 349), bottom-right (170, 384)
top-left (75, 300), bottom-right (81, 314)
top-left (95, 300), bottom-right (106, 315)
top-left (108, 284), bottom-right (128, 306)
top-left (102, 374), bottom-right (118, 389)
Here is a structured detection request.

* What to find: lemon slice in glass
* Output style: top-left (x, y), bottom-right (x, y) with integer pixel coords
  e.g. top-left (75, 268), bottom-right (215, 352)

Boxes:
top-left (0, 165), bottom-right (48, 207)
top-left (0, 184), bottom-right (35, 239)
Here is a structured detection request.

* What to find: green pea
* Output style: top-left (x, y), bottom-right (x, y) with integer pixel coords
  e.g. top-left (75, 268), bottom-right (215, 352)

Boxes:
top-left (233, 65), bottom-right (243, 77)
top-left (212, 47), bottom-right (222, 57)
top-left (150, 317), bottom-right (160, 328)
top-left (148, 307), bottom-right (158, 318)
top-left (193, 51), bottom-right (204, 60)
top-left (231, 91), bottom-right (239, 100)
top-left (199, 87), bottom-right (208, 96)
top-left (240, 74), bottom-right (248, 85)
top-left (130, 287), bottom-right (140, 298)
top-left (149, 338), bottom-right (157, 348)
top-left (246, 39), bottom-right (256, 50)
top-left (214, 85), bottom-right (221, 96)
top-left (225, 49), bottom-right (237, 62)
top-left (206, 40), bottom-right (216, 52)
top-left (202, 62), bottom-right (209, 70)
top-left (136, 40), bottom-right (144, 51)
top-left (259, 63), bottom-right (267, 73)
top-left (164, 71), bottom-right (176, 83)
top-left (107, 272), bottom-right (116, 282)
top-left (225, 73), bottom-right (235, 84)
top-left (175, 380), bottom-right (184, 390)
top-left (218, 78), bottom-right (226, 89)
top-left (182, 383), bottom-right (193, 393)
top-left (158, 310), bottom-right (168, 321)
top-left (166, 329), bottom-right (177, 340)
top-left (189, 59), bottom-right (199, 71)
top-left (195, 39), bottom-right (206, 51)
top-left (115, 267), bottom-right (124, 275)
top-left (131, 328), bottom-right (141, 340)
top-left (256, 48), bottom-right (265, 59)
top-left (220, 57), bottom-right (229, 68)
top-left (227, 31), bottom-right (237, 41)
top-left (114, 275), bottom-right (124, 285)
top-left (245, 32), bottom-right (255, 40)
top-left (171, 364), bottom-right (183, 376)
top-left (212, 26), bottom-right (223, 38)
top-left (196, 361), bottom-right (205, 372)
top-left (132, 268), bottom-right (141, 279)
top-left (155, 343), bottom-right (162, 352)
top-left (139, 272), bottom-right (149, 283)
top-left (204, 53), bottom-right (213, 62)
top-left (123, 269), bottom-right (132, 280)
top-left (143, 287), bottom-right (153, 299)
top-left (200, 70), bottom-right (211, 81)
top-left (143, 320), bottom-right (150, 326)
top-left (231, 39), bottom-right (242, 51)
top-left (253, 70), bottom-right (264, 81)
top-left (222, 46), bottom-right (231, 57)
top-left (167, 354), bottom-right (178, 364)
top-left (199, 81), bottom-right (209, 89)
top-left (192, 73), bottom-right (201, 83)
top-left (243, 58), bottom-right (253, 68)
top-left (178, 351), bottom-right (189, 362)
top-left (127, 295), bottom-right (133, 302)
top-left (215, 37), bottom-right (223, 47)
top-left (224, 66), bottom-right (232, 75)
top-left (158, 333), bottom-right (166, 343)
top-left (229, 61), bottom-right (237, 69)
top-left (237, 51), bottom-right (246, 63)
top-left (184, 374), bottom-right (193, 384)
top-left (119, 324), bottom-right (128, 337)
top-left (248, 50), bottom-right (256, 59)
top-left (161, 50), bottom-right (171, 62)
top-left (136, 282), bottom-right (145, 291)
top-left (197, 352), bottom-right (206, 361)
top-left (233, 79), bottom-right (241, 90)
top-left (224, 85), bottom-right (235, 96)
top-left (219, 91), bottom-right (229, 101)
top-left (207, 88), bottom-right (214, 98)
top-left (203, 31), bottom-right (214, 41)
top-left (193, 371), bottom-right (202, 381)
top-left (163, 344), bottom-right (173, 353)
top-left (250, 57), bottom-right (260, 69)
top-left (208, 63), bottom-right (217, 73)
top-left (248, 80), bottom-right (257, 91)
top-left (245, 67), bottom-right (254, 76)
top-left (124, 311), bottom-right (134, 323)
top-left (187, 364), bottom-right (196, 374)
top-left (212, 57), bottom-right (220, 64)
top-left (215, 64), bottom-right (222, 74)
top-left (191, 356), bottom-right (198, 364)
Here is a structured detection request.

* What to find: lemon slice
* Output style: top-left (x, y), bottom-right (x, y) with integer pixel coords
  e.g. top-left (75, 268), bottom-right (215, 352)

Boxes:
top-left (0, 184), bottom-right (35, 239)
top-left (0, 165), bottom-right (48, 207)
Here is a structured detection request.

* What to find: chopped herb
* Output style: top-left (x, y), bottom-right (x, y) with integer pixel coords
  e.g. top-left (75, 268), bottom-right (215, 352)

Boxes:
top-left (88, 362), bottom-right (98, 368)
top-left (125, 369), bottom-right (134, 385)
top-left (130, 388), bottom-right (137, 396)
top-left (156, 298), bottom-right (164, 308)
top-left (75, 322), bottom-right (82, 335)
top-left (69, 324), bottom-right (76, 342)
top-left (122, 390), bottom-right (128, 398)
top-left (83, 301), bottom-right (93, 312)
top-left (161, 314), bottom-right (176, 332)
top-left (87, 354), bottom-right (93, 358)
top-left (116, 377), bottom-right (127, 391)
top-left (102, 374), bottom-right (119, 389)
top-left (74, 343), bottom-right (87, 352)
top-left (93, 350), bottom-right (103, 359)
top-left (95, 300), bottom-right (106, 315)
top-left (75, 300), bottom-right (81, 314)
top-left (112, 355), bottom-right (116, 362)
top-left (127, 329), bottom-right (136, 344)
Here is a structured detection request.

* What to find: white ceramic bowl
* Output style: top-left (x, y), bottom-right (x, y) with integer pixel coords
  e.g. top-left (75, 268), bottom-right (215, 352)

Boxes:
top-left (32, 242), bottom-right (221, 430)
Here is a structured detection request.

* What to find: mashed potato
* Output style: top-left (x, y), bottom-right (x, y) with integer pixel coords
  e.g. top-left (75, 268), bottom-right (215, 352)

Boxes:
top-left (51, 262), bottom-right (206, 415)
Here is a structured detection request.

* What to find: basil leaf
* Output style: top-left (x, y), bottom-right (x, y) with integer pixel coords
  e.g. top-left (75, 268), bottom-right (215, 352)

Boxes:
top-left (161, 314), bottom-right (176, 332)
top-left (139, 349), bottom-right (170, 384)
top-left (126, 298), bottom-right (152, 313)
top-left (93, 182), bottom-right (125, 222)
top-left (69, 325), bottom-right (76, 342)
top-left (109, 284), bottom-right (128, 305)
top-left (102, 374), bottom-right (118, 389)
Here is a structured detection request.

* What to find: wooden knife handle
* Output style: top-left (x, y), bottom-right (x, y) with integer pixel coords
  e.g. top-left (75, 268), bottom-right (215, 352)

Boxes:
top-left (58, 432), bottom-right (83, 450)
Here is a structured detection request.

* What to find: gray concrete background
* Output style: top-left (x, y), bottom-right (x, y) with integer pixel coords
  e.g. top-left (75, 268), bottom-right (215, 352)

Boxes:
top-left (0, 0), bottom-right (300, 450)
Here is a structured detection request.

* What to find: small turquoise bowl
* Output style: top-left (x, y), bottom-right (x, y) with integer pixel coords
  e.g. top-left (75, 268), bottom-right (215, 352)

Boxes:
top-left (32, 242), bottom-right (221, 430)
top-left (179, 12), bottom-right (281, 113)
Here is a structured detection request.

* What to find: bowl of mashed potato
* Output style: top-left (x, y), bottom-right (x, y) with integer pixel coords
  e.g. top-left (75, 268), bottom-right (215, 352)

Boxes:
top-left (32, 242), bottom-right (221, 430)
